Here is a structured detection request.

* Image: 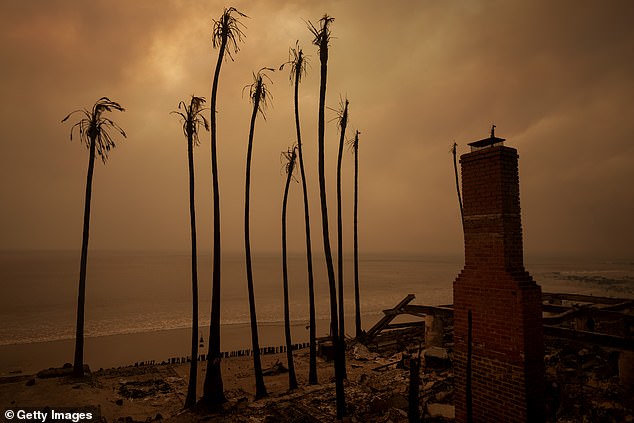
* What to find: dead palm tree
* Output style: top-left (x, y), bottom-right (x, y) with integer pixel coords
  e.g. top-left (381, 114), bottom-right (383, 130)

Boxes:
top-left (203, 6), bottom-right (246, 406)
top-left (333, 97), bottom-right (349, 379)
top-left (280, 42), bottom-right (318, 385)
top-left (172, 95), bottom-right (209, 408)
top-left (244, 67), bottom-right (274, 399)
top-left (281, 146), bottom-right (299, 390)
top-left (61, 97), bottom-right (126, 377)
top-left (308, 14), bottom-right (346, 418)
top-left (349, 130), bottom-right (362, 338)
top-left (451, 142), bottom-right (464, 226)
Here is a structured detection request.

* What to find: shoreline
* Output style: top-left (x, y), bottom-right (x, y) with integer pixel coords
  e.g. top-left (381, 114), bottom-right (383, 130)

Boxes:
top-left (0, 313), bottom-right (382, 376)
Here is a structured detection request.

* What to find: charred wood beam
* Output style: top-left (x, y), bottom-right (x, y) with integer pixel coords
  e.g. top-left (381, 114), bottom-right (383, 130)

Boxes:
top-left (366, 294), bottom-right (416, 339)
top-left (385, 322), bottom-right (425, 330)
top-left (542, 292), bottom-right (626, 305)
top-left (543, 325), bottom-right (634, 351)
top-left (404, 305), bottom-right (453, 316)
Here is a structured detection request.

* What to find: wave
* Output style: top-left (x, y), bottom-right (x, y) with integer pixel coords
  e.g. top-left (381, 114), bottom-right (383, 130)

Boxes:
top-left (0, 311), bottom-right (379, 347)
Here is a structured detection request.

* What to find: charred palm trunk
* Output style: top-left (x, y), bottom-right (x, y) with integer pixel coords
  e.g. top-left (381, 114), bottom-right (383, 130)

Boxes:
top-left (203, 35), bottom-right (227, 406)
top-left (282, 151), bottom-right (298, 390)
top-left (452, 142), bottom-right (464, 226)
top-left (73, 131), bottom-right (96, 377)
top-left (353, 131), bottom-right (361, 338)
top-left (336, 100), bottom-right (349, 379)
top-left (185, 129), bottom-right (199, 408)
top-left (293, 55), bottom-right (318, 385)
top-left (408, 355), bottom-right (421, 423)
top-left (245, 90), bottom-right (267, 399)
top-left (316, 23), bottom-right (346, 419)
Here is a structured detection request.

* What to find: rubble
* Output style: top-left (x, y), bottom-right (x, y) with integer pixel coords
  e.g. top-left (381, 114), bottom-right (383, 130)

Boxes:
top-left (118, 379), bottom-right (171, 399)
top-left (261, 360), bottom-right (288, 376)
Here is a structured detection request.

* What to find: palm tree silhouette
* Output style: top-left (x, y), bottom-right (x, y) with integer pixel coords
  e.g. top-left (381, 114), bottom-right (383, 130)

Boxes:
top-left (203, 6), bottom-right (246, 406)
top-left (172, 95), bottom-right (209, 408)
top-left (451, 142), bottom-right (464, 226)
top-left (349, 130), bottom-right (362, 338)
top-left (61, 97), bottom-right (126, 377)
top-left (281, 146), bottom-right (299, 391)
top-left (334, 97), bottom-right (349, 379)
top-left (280, 42), bottom-right (318, 385)
top-left (244, 67), bottom-right (274, 400)
top-left (308, 14), bottom-right (346, 418)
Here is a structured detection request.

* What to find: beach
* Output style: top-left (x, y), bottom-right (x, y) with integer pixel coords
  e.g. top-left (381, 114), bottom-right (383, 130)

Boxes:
top-left (0, 317), bottom-right (382, 376)
top-left (2, 325), bottom-right (632, 422)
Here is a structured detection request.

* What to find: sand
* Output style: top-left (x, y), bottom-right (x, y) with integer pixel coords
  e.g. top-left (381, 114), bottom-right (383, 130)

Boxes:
top-left (0, 321), bottom-right (328, 376)
top-left (0, 347), bottom-right (358, 422)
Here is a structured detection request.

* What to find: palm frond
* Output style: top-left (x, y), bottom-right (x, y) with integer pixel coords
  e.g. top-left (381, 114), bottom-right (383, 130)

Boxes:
top-left (280, 41), bottom-right (309, 85)
top-left (212, 7), bottom-right (247, 61)
top-left (329, 96), bottom-right (349, 130)
top-left (308, 14), bottom-right (335, 53)
top-left (245, 68), bottom-right (275, 118)
top-left (62, 97), bottom-right (126, 163)
top-left (281, 145), bottom-right (298, 181)
top-left (346, 130), bottom-right (360, 152)
top-left (172, 95), bottom-right (210, 146)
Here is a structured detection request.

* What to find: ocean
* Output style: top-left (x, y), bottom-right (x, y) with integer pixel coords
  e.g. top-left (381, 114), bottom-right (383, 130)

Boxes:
top-left (1, 251), bottom-right (632, 375)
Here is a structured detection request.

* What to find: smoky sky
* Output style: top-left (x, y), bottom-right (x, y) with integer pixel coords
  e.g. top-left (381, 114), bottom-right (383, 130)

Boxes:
top-left (1, 0), bottom-right (633, 258)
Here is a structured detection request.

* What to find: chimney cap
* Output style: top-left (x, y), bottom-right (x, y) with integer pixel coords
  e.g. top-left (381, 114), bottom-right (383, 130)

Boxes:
top-left (468, 124), bottom-right (506, 151)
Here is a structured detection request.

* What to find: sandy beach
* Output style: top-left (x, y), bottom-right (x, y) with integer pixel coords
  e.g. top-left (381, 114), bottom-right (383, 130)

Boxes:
top-left (0, 346), bottom-right (378, 422)
top-left (2, 330), bottom-right (633, 422)
top-left (0, 319), bottom-right (352, 376)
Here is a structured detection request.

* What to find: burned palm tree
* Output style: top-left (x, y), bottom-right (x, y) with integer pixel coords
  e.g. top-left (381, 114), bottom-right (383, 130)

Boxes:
top-left (333, 97), bottom-right (349, 379)
top-left (308, 14), bottom-right (346, 418)
top-left (61, 97), bottom-right (126, 377)
top-left (281, 146), bottom-right (299, 390)
top-left (348, 130), bottom-right (362, 338)
top-left (203, 6), bottom-right (246, 406)
top-left (451, 142), bottom-right (464, 226)
top-left (244, 67), bottom-right (274, 399)
top-left (171, 95), bottom-right (209, 408)
top-left (280, 42), bottom-right (318, 384)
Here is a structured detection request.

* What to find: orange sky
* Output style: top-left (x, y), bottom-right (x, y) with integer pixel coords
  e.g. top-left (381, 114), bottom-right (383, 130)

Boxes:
top-left (1, 0), bottom-right (633, 258)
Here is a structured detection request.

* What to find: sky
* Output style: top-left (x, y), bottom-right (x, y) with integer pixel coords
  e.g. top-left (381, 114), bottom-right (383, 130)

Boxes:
top-left (1, 0), bottom-right (633, 259)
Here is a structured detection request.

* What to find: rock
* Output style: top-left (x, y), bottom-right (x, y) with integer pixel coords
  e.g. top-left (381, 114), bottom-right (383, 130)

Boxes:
top-left (62, 363), bottom-right (72, 369)
top-left (352, 344), bottom-right (377, 361)
top-left (369, 396), bottom-right (389, 414)
top-left (423, 347), bottom-right (450, 369)
top-left (262, 360), bottom-right (288, 376)
top-left (115, 399), bottom-right (123, 406)
top-left (578, 348), bottom-right (590, 357)
top-left (386, 394), bottom-right (408, 410)
top-left (118, 379), bottom-right (171, 399)
top-left (37, 367), bottom-right (72, 379)
top-left (434, 390), bottom-right (451, 402)
top-left (427, 403), bottom-right (455, 419)
top-left (236, 397), bottom-right (249, 410)
top-left (25, 378), bottom-right (35, 386)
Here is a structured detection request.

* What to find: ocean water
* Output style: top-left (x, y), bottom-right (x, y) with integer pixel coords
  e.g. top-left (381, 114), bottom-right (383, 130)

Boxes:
top-left (0, 251), bottom-right (632, 372)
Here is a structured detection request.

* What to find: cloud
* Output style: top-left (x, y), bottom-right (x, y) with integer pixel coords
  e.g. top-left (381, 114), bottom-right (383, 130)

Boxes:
top-left (1, 0), bottom-right (633, 257)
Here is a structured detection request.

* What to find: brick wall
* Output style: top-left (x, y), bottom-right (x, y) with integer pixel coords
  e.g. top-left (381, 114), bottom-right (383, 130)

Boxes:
top-left (453, 146), bottom-right (545, 422)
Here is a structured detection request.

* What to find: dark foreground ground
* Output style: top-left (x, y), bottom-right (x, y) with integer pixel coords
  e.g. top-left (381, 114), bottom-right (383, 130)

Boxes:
top-left (1, 334), bottom-right (632, 422)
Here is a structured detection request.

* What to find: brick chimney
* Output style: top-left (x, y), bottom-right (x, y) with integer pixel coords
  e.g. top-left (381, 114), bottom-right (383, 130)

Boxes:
top-left (453, 132), bottom-right (545, 422)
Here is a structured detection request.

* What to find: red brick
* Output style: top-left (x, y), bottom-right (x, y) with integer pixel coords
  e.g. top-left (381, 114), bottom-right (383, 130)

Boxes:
top-left (453, 146), bottom-right (545, 422)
